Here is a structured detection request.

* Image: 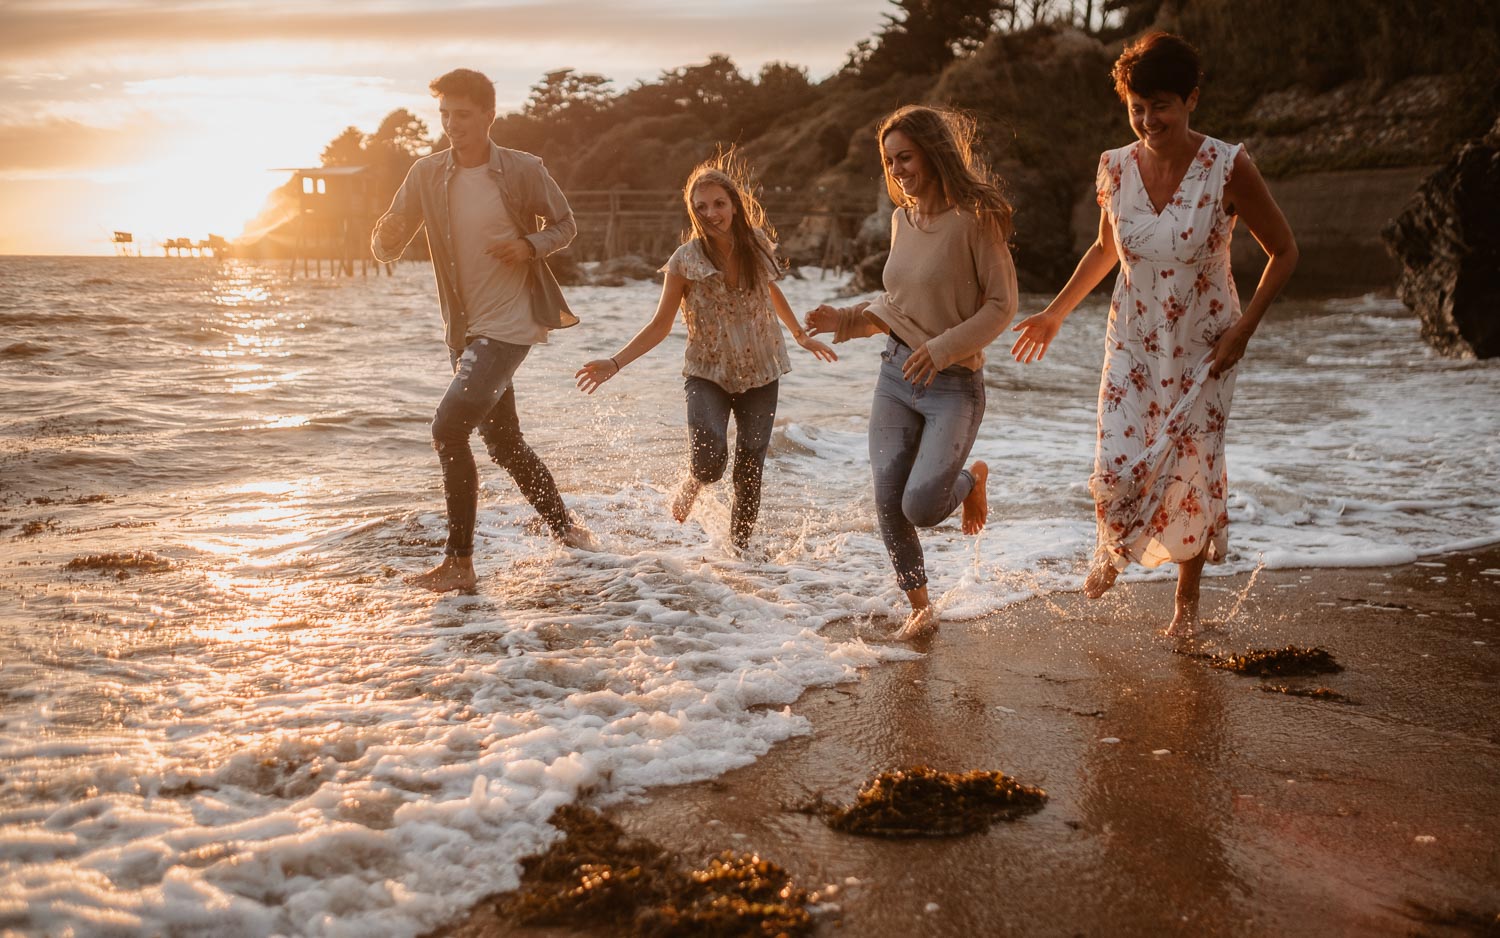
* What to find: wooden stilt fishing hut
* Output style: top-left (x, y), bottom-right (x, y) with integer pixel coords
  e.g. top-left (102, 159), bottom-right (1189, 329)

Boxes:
top-left (277, 166), bottom-right (386, 278)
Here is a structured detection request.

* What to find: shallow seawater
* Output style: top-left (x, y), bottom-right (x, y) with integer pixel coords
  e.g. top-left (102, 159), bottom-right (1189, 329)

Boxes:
top-left (0, 256), bottom-right (1496, 936)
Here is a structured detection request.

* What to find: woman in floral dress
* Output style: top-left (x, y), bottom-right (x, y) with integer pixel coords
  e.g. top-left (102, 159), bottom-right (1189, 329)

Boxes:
top-left (1010, 32), bottom-right (1298, 636)
top-left (575, 154), bottom-right (836, 551)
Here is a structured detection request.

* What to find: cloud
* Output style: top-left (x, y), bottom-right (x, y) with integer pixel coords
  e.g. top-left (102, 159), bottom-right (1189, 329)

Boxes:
top-left (0, 1), bottom-right (884, 77)
top-left (0, 115), bottom-right (159, 172)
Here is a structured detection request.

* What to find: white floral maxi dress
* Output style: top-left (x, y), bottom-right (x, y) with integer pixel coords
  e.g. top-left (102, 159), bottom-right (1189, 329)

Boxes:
top-left (1092, 136), bottom-right (1243, 571)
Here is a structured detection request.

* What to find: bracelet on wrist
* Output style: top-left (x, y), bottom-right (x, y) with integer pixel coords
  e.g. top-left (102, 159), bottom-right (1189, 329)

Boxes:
top-left (610, 356), bottom-right (621, 374)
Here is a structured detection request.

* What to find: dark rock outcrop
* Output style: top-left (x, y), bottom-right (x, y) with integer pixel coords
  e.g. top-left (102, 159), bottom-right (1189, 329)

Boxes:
top-left (849, 249), bottom-right (888, 296)
top-left (1383, 119), bottom-right (1500, 358)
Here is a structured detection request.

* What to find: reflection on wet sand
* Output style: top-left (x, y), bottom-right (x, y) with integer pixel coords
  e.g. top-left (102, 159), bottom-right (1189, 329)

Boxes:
top-left (1073, 654), bottom-right (1243, 930)
top-left (599, 554), bottom-right (1500, 938)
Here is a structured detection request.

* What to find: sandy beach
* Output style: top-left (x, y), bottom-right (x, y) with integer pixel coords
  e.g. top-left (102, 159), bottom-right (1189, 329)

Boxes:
top-left (447, 548), bottom-right (1500, 937)
top-left (5, 259), bottom-right (1497, 936)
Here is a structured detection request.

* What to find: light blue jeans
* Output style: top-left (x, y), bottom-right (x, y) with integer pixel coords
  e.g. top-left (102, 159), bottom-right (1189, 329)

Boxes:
top-left (869, 337), bottom-right (985, 592)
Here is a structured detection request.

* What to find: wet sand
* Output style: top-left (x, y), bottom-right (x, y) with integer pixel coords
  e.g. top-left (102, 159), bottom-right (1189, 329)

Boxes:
top-left (447, 549), bottom-right (1500, 936)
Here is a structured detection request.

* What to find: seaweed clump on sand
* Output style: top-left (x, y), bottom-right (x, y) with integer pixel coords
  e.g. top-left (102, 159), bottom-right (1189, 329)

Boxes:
top-left (1258, 684), bottom-right (1356, 704)
top-left (495, 804), bottom-right (816, 937)
top-left (822, 766), bottom-right (1047, 837)
top-left (1200, 646), bottom-right (1343, 678)
top-left (63, 551), bottom-right (173, 578)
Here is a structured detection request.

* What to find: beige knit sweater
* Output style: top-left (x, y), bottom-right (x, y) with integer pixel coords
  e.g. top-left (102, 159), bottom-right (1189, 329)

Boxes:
top-left (835, 206), bottom-right (1017, 371)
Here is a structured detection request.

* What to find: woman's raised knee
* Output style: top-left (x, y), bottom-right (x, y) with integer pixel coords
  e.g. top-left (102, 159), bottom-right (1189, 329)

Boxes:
top-left (902, 488), bottom-right (952, 528)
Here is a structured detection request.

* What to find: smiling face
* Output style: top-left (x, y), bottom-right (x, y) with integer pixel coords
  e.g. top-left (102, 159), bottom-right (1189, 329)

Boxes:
top-left (691, 182), bottom-right (737, 241)
top-left (1126, 88), bottom-right (1198, 149)
top-left (881, 129), bottom-right (940, 206)
top-left (438, 93), bottom-right (494, 155)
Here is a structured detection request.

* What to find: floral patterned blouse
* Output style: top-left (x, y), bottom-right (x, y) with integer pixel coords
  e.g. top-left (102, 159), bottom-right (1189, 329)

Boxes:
top-left (1091, 135), bottom-right (1244, 571)
top-left (662, 232), bottom-right (791, 394)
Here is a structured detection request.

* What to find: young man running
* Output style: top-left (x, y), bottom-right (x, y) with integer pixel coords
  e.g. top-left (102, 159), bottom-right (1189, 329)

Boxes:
top-left (372, 68), bottom-right (591, 591)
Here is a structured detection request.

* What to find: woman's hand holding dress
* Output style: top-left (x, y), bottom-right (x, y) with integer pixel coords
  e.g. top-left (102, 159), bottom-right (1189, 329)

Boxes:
top-left (1208, 320), bottom-right (1252, 378)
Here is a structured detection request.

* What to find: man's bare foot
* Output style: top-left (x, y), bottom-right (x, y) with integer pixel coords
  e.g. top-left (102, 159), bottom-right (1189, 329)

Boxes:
top-left (1082, 560), bottom-right (1119, 599)
top-left (894, 605), bottom-right (939, 641)
top-left (961, 460), bottom-right (988, 535)
top-left (561, 525), bottom-right (598, 551)
top-left (1164, 593), bottom-right (1201, 637)
top-left (406, 556), bottom-right (477, 592)
top-left (671, 478), bottom-right (703, 523)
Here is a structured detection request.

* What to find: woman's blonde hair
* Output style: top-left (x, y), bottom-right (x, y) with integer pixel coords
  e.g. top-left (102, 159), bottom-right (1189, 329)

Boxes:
top-left (682, 149), bottom-right (779, 292)
top-left (877, 105), bottom-right (1013, 245)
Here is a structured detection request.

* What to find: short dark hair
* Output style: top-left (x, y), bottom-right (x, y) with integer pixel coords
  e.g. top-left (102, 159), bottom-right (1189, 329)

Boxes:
top-left (1111, 32), bottom-right (1202, 102)
top-left (429, 68), bottom-right (495, 112)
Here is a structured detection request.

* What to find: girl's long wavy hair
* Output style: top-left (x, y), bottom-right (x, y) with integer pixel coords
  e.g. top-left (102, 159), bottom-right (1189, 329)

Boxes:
top-left (877, 105), bottom-right (1013, 246)
top-left (682, 150), bottom-right (779, 293)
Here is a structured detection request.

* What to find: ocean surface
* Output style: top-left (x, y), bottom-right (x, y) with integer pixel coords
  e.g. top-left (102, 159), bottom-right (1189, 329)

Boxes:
top-left (1, 255), bottom-right (1496, 936)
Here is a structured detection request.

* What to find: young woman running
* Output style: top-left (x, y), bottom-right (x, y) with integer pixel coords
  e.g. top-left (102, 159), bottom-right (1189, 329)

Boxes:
top-left (805, 105), bottom-right (1018, 639)
top-left (576, 155), bottom-right (836, 550)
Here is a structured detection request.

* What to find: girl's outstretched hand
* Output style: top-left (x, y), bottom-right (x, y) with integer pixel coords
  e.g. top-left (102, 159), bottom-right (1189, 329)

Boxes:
top-left (802, 304), bottom-right (841, 337)
top-left (574, 358), bottom-right (621, 395)
top-left (1010, 310), bottom-right (1064, 364)
top-left (795, 333), bottom-right (838, 362)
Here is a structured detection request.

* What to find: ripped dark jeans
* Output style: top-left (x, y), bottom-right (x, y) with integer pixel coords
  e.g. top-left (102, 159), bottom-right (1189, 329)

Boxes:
top-left (432, 337), bottom-right (570, 557)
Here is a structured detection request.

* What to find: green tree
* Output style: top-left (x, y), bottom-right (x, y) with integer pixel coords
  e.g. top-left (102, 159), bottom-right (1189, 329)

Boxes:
top-left (655, 54), bottom-right (753, 130)
top-left (523, 68), bottom-right (616, 124)
top-left (320, 127), bottom-right (365, 166)
top-left (854, 0), bottom-right (1010, 82)
top-left (368, 108), bottom-right (431, 159)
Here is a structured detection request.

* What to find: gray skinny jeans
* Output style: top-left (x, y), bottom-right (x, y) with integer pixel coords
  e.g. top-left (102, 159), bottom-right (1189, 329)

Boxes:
top-left (869, 337), bottom-right (985, 592)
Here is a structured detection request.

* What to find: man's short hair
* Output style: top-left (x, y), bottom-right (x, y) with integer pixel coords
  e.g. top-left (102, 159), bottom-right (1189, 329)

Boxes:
top-left (429, 69), bottom-right (496, 112)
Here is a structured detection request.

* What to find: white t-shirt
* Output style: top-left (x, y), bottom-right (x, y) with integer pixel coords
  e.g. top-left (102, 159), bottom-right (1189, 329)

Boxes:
top-left (449, 164), bottom-right (546, 345)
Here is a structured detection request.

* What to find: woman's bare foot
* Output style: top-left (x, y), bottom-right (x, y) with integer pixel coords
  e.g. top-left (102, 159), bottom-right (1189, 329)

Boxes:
top-left (894, 605), bottom-right (939, 641)
top-left (1164, 592), bottom-right (1201, 637)
top-left (1082, 561), bottom-right (1119, 599)
top-left (1165, 549), bottom-right (1208, 637)
top-left (961, 460), bottom-right (988, 535)
top-left (406, 556), bottom-right (477, 592)
top-left (671, 477), bottom-right (703, 523)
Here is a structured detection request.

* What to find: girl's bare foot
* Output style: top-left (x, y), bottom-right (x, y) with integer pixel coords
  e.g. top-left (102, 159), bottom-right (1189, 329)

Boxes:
top-left (961, 460), bottom-right (988, 535)
top-left (561, 525), bottom-right (598, 551)
top-left (671, 478), bottom-right (703, 523)
top-left (1083, 560), bottom-right (1118, 599)
top-left (406, 556), bottom-right (477, 592)
top-left (895, 605), bottom-right (939, 641)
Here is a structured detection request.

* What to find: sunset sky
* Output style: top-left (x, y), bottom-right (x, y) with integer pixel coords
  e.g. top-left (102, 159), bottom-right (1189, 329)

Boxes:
top-left (0, 0), bottom-right (889, 256)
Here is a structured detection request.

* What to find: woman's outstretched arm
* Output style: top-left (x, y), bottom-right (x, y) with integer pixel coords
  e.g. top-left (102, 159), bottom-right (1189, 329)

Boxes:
top-left (803, 299), bottom-right (884, 342)
top-left (1210, 149), bottom-right (1297, 377)
top-left (1010, 209), bottom-right (1120, 364)
top-left (575, 272), bottom-right (688, 394)
top-left (769, 283), bottom-right (837, 362)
